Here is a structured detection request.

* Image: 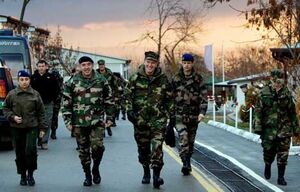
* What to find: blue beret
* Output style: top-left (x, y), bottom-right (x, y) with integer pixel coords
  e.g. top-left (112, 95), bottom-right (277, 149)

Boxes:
top-left (17, 70), bottom-right (30, 78)
top-left (182, 53), bottom-right (194, 62)
top-left (79, 56), bottom-right (94, 64)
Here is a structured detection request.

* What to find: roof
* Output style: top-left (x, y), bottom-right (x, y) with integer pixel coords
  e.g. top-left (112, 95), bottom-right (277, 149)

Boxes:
top-left (62, 48), bottom-right (131, 64)
top-left (227, 73), bottom-right (268, 84)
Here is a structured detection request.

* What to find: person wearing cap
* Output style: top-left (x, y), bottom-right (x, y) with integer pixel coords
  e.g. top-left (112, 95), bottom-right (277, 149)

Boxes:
top-left (30, 59), bottom-right (60, 149)
top-left (125, 51), bottom-right (173, 189)
top-left (240, 84), bottom-right (248, 93)
top-left (254, 69), bottom-right (300, 185)
top-left (62, 56), bottom-right (114, 186)
top-left (96, 59), bottom-right (119, 135)
top-left (3, 70), bottom-right (47, 186)
top-left (168, 53), bottom-right (207, 176)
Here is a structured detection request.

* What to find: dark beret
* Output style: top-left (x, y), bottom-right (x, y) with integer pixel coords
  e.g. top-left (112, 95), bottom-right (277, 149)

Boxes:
top-left (182, 53), bottom-right (194, 62)
top-left (79, 56), bottom-right (94, 64)
top-left (145, 51), bottom-right (159, 62)
top-left (97, 59), bottom-right (105, 65)
top-left (240, 84), bottom-right (248, 89)
top-left (270, 69), bottom-right (284, 79)
top-left (17, 70), bottom-right (30, 78)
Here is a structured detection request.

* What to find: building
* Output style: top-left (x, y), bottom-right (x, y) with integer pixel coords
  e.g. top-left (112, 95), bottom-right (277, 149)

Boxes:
top-left (62, 48), bottom-right (131, 79)
top-left (0, 14), bottom-right (50, 60)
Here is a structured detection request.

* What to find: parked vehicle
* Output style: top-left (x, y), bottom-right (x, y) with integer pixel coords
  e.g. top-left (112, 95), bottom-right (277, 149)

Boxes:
top-left (0, 30), bottom-right (33, 150)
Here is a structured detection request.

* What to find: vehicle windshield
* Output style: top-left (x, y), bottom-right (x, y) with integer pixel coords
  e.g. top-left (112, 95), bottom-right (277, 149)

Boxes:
top-left (0, 54), bottom-right (24, 84)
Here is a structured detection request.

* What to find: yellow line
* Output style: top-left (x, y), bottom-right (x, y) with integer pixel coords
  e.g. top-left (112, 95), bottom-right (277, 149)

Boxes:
top-left (163, 144), bottom-right (224, 192)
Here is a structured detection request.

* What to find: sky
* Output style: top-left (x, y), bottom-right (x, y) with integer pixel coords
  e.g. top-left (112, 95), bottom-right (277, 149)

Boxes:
top-left (0, 0), bottom-right (263, 60)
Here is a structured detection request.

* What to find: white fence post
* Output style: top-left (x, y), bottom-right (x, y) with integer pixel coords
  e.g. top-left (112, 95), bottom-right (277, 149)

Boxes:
top-left (235, 102), bottom-right (238, 128)
top-left (223, 102), bottom-right (226, 124)
top-left (249, 106), bottom-right (253, 133)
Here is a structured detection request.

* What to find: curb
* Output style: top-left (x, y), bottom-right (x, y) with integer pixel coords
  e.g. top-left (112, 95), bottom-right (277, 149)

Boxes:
top-left (207, 120), bottom-right (300, 156)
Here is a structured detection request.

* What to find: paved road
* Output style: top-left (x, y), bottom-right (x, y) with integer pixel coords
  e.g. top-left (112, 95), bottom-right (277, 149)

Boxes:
top-left (0, 117), bottom-right (224, 192)
top-left (197, 122), bottom-right (300, 192)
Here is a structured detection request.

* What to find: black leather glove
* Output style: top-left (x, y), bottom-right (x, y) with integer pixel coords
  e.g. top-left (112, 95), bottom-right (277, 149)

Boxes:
top-left (127, 110), bottom-right (136, 124)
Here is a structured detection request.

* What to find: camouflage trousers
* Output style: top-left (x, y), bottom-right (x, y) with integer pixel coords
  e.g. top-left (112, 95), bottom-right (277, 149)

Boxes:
top-left (74, 126), bottom-right (105, 169)
top-left (11, 127), bottom-right (38, 174)
top-left (134, 125), bottom-right (164, 169)
top-left (262, 136), bottom-right (291, 165)
top-left (176, 123), bottom-right (198, 158)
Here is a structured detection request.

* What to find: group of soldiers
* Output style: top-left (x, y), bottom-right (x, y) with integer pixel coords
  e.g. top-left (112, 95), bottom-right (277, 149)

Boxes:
top-left (60, 51), bottom-right (208, 189)
top-left (3, 49), bottom-right (300, 189)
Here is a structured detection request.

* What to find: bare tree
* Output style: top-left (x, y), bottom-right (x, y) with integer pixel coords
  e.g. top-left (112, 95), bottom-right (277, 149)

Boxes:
top-left (214, 45), bottom-right (277, 79)
top-left (0, 0), bottom-right (31, 35)
top-left (133, 0), bottom-right (203, 74)
top-left (17, 0), bottom-right (31, 35)
top-left (204, 1), bottom-right (300, 56)
top-left (43, 26), bottom-right (78, 75)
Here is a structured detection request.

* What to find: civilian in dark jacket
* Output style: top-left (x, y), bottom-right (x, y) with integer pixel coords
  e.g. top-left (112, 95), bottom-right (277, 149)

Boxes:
top-left (31, 60), bottom-right (60, 149)
top-left (3, 70), bottom-right (47, 186)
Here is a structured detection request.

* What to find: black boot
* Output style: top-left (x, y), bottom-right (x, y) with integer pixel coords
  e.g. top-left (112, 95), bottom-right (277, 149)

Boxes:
top-left (92, 151), bottom-right (104, 184)
top-left (153, 167), bottom-right (164, 189)
top-left (27, 170), bottom-right (35, 186)
top-left (50, 130), bottom-right (57, 139)
top-left (107, 127), bottom-right (112, 136)
top-left (141, 165), bottom-right (151, 184)
top-left (83, 165), bottom-right (92, 186)
top-left (20, 172), bottom-right (27, 186)
top-left (277, 165), bottom-right (287, 186)
top-left (92, 161), bottom-right (101, 184)
top-left (264, 163), bottom-right (271, 180)
top-left (122, 114), bottom-right (126, 120)
top-left (181, 156), bottom-right (190, 176)
top-left (187, 156), bottom-right (192, 172)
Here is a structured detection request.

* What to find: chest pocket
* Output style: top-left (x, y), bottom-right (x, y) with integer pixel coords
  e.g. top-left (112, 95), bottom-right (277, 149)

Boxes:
top-left (261, 94), bottom-right (273, 107)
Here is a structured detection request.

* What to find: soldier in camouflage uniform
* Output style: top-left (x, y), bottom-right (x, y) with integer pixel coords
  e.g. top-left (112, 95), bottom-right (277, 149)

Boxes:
top-left (50, 69), bottom-right (64, 140)
top-left (126, 51), bottom-right (173, 189)
top-left (62, 56), bottom-right (114, 187)
top-left (254, 69), bottom-right (300, 186)
top-left (96, 59), bottom-right (119, 135)
top-left (169, 53), bottom-right (208, 176)
top-left (113, 72), bottom-right (127, 120)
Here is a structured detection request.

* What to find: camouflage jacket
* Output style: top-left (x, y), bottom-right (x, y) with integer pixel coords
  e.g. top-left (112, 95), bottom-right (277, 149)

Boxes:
top-left (171, 68), bottom-right (208, 125)
top-left (96, 67), bottom-right (119, 98)
top-left (254, 84), bottom-right (300, 139)
top-left (62, 70), bottom-right (114, 128)
top-left (126, 65), bottom-right (173, 128)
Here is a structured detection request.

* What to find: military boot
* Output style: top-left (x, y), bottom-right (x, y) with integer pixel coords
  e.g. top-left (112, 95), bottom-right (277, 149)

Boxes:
top-left (277, 165), bottom-right (287, 185)
top-left (264, 163), bottom-right (271, 180)
top-left (27, 170), bottom-right (35, 186)
top-left (181, 156), bottom-right (190, 176)
top-left (20, 171), bottom-right (27, 186)
top-left (83, 165), bottom-right (92, 186)
top-left (50, 130), bottom-right (57, 140)
top-left (187, 156), bottom-right (192, 172)
top-left (92, 161), bottom-right (101, 184)
top-left (121, 114), bottom-right (126, 120)
top-left (153, 167), bottom-right (164, 189)
top-left (92, 151), bottom-right (104, 184)
top-left (107, 127), bottom-right (112, 136)
top-left (141, 165), bottom-right (151, 184)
